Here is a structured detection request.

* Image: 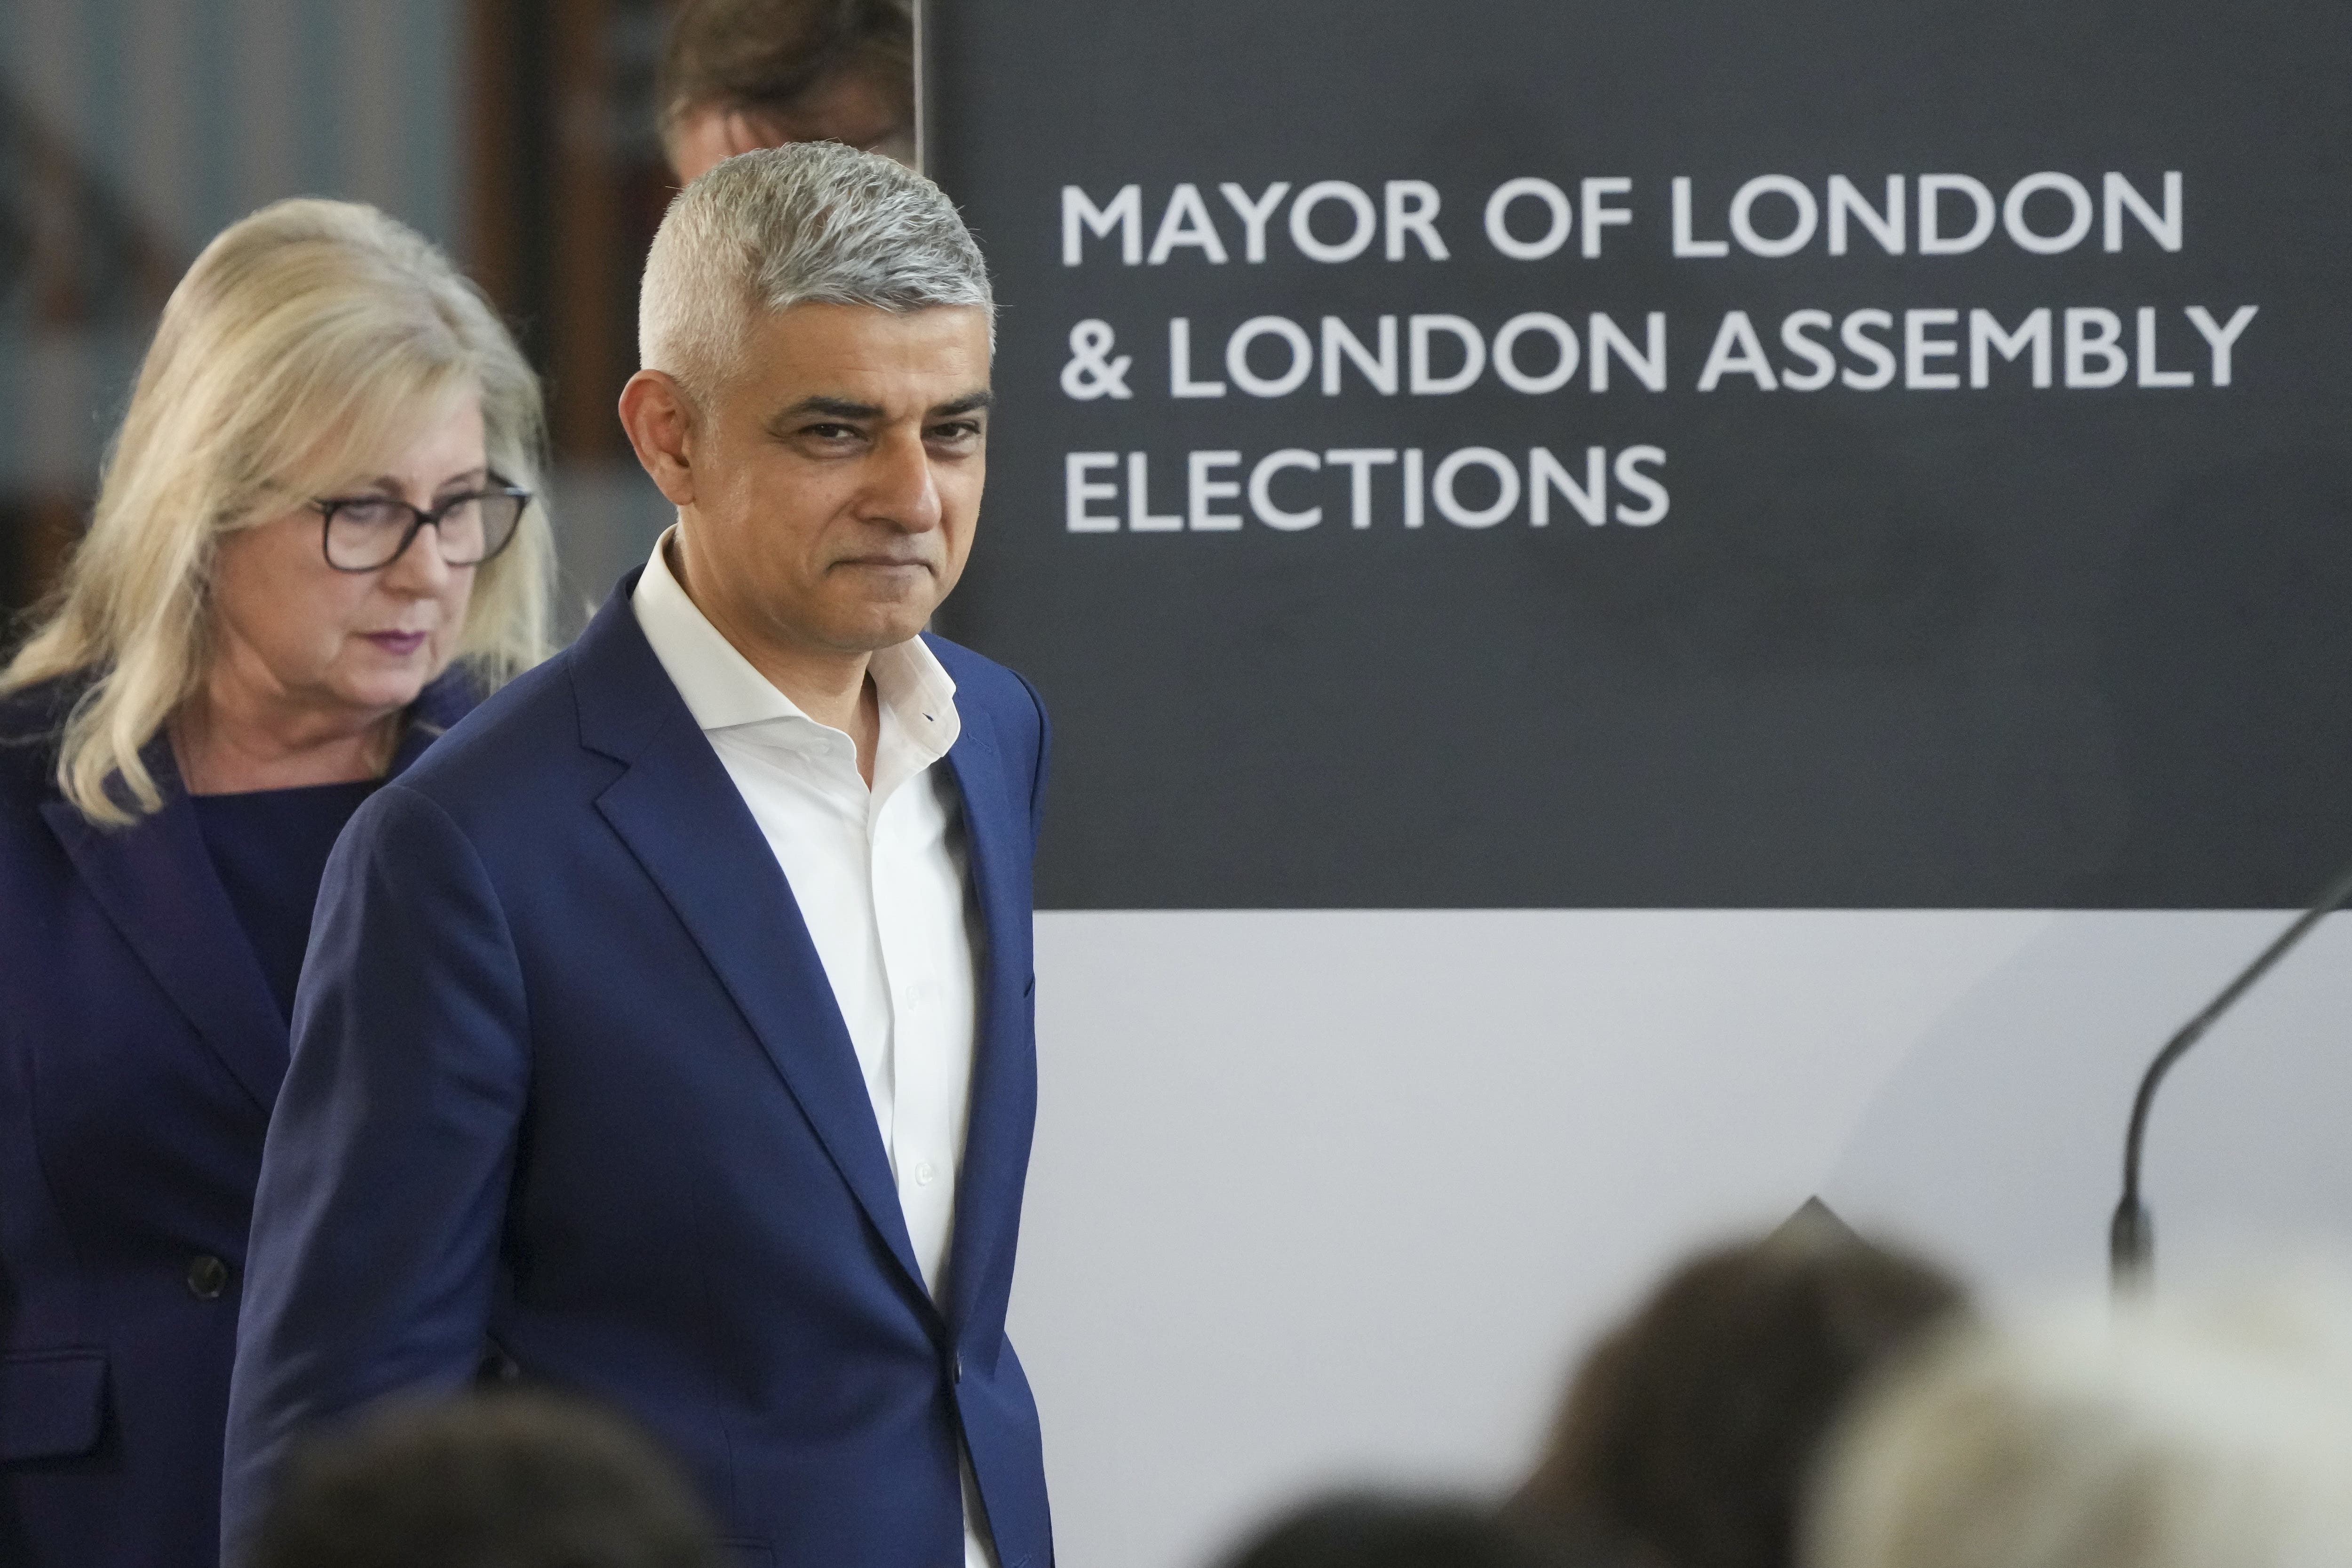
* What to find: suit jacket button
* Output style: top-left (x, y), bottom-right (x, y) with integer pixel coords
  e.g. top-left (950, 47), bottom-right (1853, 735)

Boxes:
top-left (953, 1352), bottom-right (963, 1384)
top-left (186, 1255), bottom-right (230, 1301)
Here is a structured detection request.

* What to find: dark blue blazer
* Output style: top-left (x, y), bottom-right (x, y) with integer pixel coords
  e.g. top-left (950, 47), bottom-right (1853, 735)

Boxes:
top-left (0, 673), bottom-right (473, 1568)
top-left (221, 580), bottom-right (1054, 1568)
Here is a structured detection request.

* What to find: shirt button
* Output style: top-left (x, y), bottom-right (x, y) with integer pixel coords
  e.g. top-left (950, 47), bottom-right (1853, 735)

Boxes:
top-left (186, 1254), bottom-right (230, 1301)
top-left (915, 1161), bottom-right (938, 1186)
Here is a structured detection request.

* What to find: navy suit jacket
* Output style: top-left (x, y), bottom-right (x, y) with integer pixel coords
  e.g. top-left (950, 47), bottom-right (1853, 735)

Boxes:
top-left (0, 673), bottom-right (473, 1568)
top-left (221, 581), bottom-right (1054, 1568)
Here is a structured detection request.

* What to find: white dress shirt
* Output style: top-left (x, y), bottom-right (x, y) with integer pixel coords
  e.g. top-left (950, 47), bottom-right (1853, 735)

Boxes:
top-left (633, 531), bottom-right (996, 1566)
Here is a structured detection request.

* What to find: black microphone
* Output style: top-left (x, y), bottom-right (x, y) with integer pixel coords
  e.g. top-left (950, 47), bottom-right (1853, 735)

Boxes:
top-left (2111, 853), bottom-right (2352, 1291)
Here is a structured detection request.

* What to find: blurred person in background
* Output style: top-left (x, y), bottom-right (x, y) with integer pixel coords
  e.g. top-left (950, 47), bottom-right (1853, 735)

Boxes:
top-left (1805, 1271), bottom-right (2352, 1568)
top-left (243, 1389), bottom-right (720, 1568)
top-left (1218, 1495), bottom-right (1587, 1568)
top-left (659, 0), bottom-right (916, 182)
top-left (0, 197), bottom-right (552, 1568)
top-left (1508, 1213), bottom-right (1967, 1568)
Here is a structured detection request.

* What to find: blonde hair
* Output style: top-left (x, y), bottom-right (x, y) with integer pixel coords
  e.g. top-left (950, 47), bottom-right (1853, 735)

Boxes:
top-left (2, 198), bottom-right (553, 825)
top-left (1805, 1275), bottom-right (2352, 1568)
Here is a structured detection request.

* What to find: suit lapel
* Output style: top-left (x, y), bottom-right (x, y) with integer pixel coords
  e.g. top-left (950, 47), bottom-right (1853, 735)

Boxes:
top-left (34, 670), bottom-right (483, 1119)
top-left (573, 586), bottom-right (929, 1299)
top-left (42, 788), bottom-right (287, 1114)
top-left (940, 704), bottom-right (1037, 1338)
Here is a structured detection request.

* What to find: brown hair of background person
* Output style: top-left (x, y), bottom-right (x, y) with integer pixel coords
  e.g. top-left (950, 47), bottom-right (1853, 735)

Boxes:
top-left (658, 0), bottom-right (915, 182)
top-left (242, 1389), bottom-right (722, 1568)
top-left (1509, 1213), bottom-right (1967, 1568)
top-left (1220, 1495), bottom-right (1593, 1568)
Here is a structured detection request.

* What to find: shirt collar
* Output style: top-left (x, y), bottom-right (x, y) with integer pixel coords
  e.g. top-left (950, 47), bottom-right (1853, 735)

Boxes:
top-left (631, 525), bottom-right (961, 756)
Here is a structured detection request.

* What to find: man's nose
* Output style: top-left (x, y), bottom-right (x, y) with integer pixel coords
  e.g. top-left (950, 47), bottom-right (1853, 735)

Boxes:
top-left (862, 428), bottom-right (944, 532)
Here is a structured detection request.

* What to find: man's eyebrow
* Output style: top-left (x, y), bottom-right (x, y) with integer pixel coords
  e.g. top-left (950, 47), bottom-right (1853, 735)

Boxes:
top-left (766, 390), bottom-right (995, 429)
top-left (773, 395), bottom-right (885, 424)
top-left (930, 390), bottom-right (996, 418)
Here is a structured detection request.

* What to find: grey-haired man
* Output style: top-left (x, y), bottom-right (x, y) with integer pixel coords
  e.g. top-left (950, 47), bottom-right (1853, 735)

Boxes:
top-left (224, 144), bottom-right (1053, 1568)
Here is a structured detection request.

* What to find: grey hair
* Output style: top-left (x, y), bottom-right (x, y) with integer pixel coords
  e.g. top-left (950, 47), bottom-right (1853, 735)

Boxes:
top-left (1805, 1272), bottom-right (2352, 1568)
top-left (638, 140), bottom-right (992, 399)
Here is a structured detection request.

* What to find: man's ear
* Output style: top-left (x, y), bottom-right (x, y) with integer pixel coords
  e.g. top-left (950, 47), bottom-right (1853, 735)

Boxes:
top-left (619, 369), bottom-right (699, 507)
top-left (723, 108), bottom-right (777, 157)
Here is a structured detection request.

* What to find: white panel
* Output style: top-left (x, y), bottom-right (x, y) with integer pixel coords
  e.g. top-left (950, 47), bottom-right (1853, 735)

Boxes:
top-left (1008, 908), bottom-right (2051, 1568)
top-left (1010, 908), bottom-right (2352, 1568)
top-left (1823, 910), bottom-right (2352, 1298)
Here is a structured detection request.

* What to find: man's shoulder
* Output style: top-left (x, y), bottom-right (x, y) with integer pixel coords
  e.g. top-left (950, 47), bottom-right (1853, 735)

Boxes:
top-left (391, 649), bottom-right (595, 822)
top-left (924, 634), bottom-right (1048, 828)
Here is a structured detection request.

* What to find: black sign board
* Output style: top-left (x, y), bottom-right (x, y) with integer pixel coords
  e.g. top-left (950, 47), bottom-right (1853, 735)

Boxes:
top-left (926, 0), bottom-right (2352, 909)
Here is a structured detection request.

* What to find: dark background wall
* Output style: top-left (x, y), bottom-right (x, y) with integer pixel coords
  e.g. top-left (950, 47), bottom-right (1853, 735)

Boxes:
top-left (0, 0), bottom-right (677, 643)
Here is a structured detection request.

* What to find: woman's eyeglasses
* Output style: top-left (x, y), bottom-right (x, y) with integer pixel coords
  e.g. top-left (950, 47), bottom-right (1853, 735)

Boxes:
top-left (313, 482), bottom-right (532, 573)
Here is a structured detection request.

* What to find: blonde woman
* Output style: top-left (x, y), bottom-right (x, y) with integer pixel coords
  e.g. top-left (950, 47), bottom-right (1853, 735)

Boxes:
top-left (0, 198), bottom-right (550, 1568)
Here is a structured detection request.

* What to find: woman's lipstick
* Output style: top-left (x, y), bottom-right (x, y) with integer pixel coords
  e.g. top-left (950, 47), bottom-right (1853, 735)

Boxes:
top-left (363, 631), bottom-right (429, 657)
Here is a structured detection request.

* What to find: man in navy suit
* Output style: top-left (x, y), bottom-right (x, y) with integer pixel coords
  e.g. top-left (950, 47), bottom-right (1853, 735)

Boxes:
top-left (222, 143), bottom-right (1052, 1568)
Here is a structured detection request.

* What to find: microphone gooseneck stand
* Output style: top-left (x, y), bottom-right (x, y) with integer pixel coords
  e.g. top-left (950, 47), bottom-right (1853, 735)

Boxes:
top-left (2111, 854), bottom-right (2352, 1293)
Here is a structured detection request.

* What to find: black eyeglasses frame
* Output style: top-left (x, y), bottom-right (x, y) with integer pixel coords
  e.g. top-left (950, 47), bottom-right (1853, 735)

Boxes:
top-left (310, 480), bottom-right (534, 574)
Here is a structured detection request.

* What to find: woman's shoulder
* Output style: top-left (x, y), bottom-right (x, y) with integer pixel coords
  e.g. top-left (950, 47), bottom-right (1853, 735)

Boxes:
top-left (0, 675), bottom-right (84, 783)
top-left (0, 669), bottom-right (83, 725)
top-left (413, 665), bottom-right (485, 732)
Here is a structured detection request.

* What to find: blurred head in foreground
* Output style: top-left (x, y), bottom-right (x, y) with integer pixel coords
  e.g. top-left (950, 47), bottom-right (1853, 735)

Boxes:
top-left (1510, 1210), bottom-right (1968, 1568)
top-left (660, 0), bottom-right (915, 181)
top-left (1220, 1495), bottom-right (1586, 1568)
top-left (242, 1389), bottom-right (721, 1568)
top-left (1806, 1273), bottom-right (2352, 1568)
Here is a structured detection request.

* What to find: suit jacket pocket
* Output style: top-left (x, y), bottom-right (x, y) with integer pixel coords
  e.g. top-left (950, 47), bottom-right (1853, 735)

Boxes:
top-left (0, 1349), bottom-right (108, 1462)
